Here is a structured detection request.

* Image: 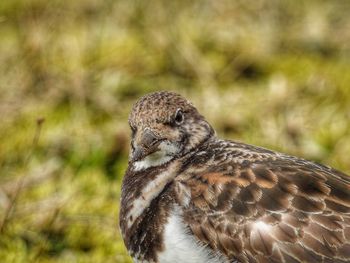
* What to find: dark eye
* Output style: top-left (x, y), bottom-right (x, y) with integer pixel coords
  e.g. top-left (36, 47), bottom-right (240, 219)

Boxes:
top-left (174, 109), bottom-right (184, 125)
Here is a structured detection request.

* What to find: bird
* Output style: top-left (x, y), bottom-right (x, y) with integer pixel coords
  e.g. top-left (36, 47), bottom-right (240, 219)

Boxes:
top-left (119, 91), bottom-right (350, 263)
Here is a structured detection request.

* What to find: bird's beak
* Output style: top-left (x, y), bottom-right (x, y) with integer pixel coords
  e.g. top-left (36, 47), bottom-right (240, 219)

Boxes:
top-left (131, 129), bottom-right (162, 162)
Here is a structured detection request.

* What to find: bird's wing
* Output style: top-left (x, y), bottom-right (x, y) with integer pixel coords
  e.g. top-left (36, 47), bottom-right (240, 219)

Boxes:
top-left (175, 142), bottom-right (350, 263)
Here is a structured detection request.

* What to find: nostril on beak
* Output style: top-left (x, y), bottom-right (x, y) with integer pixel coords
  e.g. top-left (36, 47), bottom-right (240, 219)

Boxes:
top-left (142, 130), bottom-right (159, 148)
top-left (131, 130), bottom-right (161, 162)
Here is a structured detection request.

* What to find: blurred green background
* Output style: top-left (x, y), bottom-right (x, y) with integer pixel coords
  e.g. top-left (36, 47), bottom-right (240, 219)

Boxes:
top-left (0, 0), bottom-right (349, 262)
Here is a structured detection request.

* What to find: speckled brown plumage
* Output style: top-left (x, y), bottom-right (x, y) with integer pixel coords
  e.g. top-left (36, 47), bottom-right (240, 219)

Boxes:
top-left (177, 140), bottom-right (350, 263)
top-left (119, 91), bottom-right (350, 263)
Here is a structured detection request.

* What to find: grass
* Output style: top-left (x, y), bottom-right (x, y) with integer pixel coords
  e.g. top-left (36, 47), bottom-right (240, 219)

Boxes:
top-left (0, 0), bottom-right (349, 262)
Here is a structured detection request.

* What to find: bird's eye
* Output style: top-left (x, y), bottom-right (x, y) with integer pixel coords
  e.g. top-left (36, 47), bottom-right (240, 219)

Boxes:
top-left (174, 109), bottom-right (184, 125)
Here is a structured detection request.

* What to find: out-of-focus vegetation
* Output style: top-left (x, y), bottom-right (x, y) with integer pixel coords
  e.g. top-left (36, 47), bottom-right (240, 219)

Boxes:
top-left (0, 0), bottom-right (349, 262)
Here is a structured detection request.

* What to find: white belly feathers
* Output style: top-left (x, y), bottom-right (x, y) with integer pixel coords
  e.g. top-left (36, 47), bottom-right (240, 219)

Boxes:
top-left (157, 207), bottom-right (228, 263)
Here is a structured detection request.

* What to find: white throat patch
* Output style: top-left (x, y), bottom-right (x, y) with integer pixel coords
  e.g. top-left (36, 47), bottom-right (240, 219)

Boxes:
top-left (133, 141), bottom-right (180, 171)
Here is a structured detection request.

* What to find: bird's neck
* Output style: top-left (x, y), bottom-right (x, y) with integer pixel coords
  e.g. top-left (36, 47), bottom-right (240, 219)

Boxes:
top-left (121, 160), bottom-right (180, 227)
top-left (119, 158), bottom-right (181, 260)
top-left (119, 137), bottom-right (213, 224)
top-left (119, 135), bottom-right (216, 261)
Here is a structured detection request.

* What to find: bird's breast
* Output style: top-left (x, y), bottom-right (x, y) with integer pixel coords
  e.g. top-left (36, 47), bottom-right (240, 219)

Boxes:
top-left (157, 206), bottom-right (229, 263)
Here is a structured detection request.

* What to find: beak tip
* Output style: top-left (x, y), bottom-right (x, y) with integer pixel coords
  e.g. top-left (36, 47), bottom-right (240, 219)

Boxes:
top-left (131, 147), bottom-right (144, 162)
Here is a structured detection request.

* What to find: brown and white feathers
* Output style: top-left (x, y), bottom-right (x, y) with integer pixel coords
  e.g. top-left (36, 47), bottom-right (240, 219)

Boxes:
top-left (119, 91), bottom-right (350, 263)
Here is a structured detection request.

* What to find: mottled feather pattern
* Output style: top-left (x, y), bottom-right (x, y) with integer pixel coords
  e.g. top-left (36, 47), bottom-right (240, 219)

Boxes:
top-left (177, 139), bottom-right (350, 263)
top-left (120, 91), bottom-right (350, 263)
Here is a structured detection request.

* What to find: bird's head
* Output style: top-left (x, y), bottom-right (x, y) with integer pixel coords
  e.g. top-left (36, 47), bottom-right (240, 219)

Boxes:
top-left (128, 91), bottom-right (214, 170)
